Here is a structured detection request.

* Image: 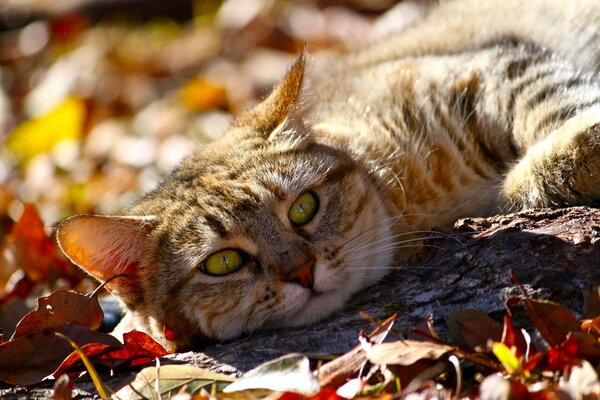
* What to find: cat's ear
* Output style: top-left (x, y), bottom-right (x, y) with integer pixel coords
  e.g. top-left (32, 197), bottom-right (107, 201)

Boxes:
top-left (56, 214), bottom-right (157, 305)
top-left (232, 49), bottom-right (307, 137)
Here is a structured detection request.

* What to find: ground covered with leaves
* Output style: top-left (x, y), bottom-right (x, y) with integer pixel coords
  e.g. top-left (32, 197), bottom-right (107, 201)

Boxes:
top-left (1, 0), bottom-right (600, 399)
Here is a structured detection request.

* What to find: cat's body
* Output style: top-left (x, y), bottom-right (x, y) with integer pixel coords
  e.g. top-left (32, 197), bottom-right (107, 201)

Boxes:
top-left (58, 0), bottom-right (600, 351)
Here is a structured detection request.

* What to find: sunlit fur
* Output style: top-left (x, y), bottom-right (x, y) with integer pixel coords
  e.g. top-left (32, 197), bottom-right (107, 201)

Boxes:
top-left (58, 0), bottom-right (600, 350)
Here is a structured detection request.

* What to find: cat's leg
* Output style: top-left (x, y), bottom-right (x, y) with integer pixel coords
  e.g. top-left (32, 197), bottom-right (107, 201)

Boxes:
top-left (503, 105), bottom-right (600, 209)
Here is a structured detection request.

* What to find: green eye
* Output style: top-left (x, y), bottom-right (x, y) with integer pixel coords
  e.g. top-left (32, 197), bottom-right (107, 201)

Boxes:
top-left (288, 191), bottom-right (319, 226)
top-left (204, 249), bottom-right (245, 276)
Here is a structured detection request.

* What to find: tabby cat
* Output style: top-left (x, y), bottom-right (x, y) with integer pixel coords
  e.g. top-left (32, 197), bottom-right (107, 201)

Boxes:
top-left (58, 0), bottom-right (600, 351)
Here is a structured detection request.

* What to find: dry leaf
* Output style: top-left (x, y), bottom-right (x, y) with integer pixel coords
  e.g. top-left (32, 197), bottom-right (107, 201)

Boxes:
top-left (366, 340), bottom-right (454, 366)
top-left (12, 289), bottom-right (103, 339)
top-left (113, 364), bottom-right (234, 400)
top-left (224, 353), bottom-right (319, 396)
top-left (317, 314), bottom-right (395, 387)
top-left (447, 309), bottom-right (503, 350)
top-left (0, 324), bottom-right (121, 385)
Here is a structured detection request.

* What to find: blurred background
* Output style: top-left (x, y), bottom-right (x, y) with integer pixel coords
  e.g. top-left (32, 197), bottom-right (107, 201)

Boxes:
top-left (0, 0), bottom-right (429, 335)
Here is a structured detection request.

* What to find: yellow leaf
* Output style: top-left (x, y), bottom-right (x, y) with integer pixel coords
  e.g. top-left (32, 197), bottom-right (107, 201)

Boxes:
top-left (492, 342), bottom-right (521, 375)
top-left (180, 77), bottom-right (227, 112)
top-left (7, 97), bottom-right (85, 162)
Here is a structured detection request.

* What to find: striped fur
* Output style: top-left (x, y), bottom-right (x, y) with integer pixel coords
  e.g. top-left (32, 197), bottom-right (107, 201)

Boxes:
top-left (58, 0), bottom-right (600, 350)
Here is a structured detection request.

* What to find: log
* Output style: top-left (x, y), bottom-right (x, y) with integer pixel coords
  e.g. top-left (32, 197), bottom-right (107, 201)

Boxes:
top-left (2, 206), bottom-right (599, 399)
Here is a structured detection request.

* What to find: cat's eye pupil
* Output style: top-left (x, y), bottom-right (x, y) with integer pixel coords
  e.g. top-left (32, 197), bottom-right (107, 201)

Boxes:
top-left (204, 249), bottom-right (245, 276)
top-left (289, 191), bottom-right (319, 226)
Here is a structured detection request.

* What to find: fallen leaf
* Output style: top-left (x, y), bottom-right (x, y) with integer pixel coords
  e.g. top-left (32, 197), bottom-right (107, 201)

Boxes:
top-left (102, 330), bottom-right (168, 366)
top-left (0, 271), bottom-right (34, 306)
top-left (55, 330), bottom-right (168, 374)
top-left (501, 314), bottom-right (526, 358)
top-left (509, 297), bottom-right (580, 347)
top-left (316, 314), bottom-right (395, 387)
top-left (113, 364), bottom-right (234, 400)
top-left (491, 342), bottom-right (523, 376)
top-left (366, 340), bottom-right (454, 366)
top-left (408, 313), bottom-right (439, 342)
top-left (582, 287), bottom-right (600, 319)
top-left (56, 331), bottom-right (111, 400)
top-left (12, 289), bottom-right (103, 339)
top-left (224, 353), bottom-right (319, 396)
top-left (0, 324), bottom-right (121, 385)
top-left (6, 97), bottom-right (85, 162)
top-left (447, 309), bottom-right (502, 350)
top-left (9, 204), bottom-right (73, 284)
top-left (180, 77), bottom-right (228, 112)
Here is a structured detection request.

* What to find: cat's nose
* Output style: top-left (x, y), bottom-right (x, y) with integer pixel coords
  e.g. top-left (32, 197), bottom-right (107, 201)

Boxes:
top-left (285, 256), bottom-right (315, 289)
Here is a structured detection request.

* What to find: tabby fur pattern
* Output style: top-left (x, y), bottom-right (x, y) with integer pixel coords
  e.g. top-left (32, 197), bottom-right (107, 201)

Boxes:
top-left (58, 0), bottom-right (600, 350)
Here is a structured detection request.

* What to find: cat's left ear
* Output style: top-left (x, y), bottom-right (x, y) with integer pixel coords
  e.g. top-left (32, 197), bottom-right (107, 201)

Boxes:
top-left (232, 49), bottom-right (307, 138)
top-left (56, 214), bottom-right (157, 306)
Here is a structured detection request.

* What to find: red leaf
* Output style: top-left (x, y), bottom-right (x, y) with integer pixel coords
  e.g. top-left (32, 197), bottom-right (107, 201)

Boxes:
top-left (100, 330), bottom-right (168, 366)
top-left (509, 297), bottom-right (580, 347)
top-left (278, 388), bottom-right (343, 400)
top-left (501, 315), bottom-right (528, 358)
top-left (309, 387), bottom-right (343, 400)
top-left (11, 204), bottom-right (72, 282)
top-left (54, 330), bottom-right (168, 376)
top-left (0, 271), bottom-right (33, 305)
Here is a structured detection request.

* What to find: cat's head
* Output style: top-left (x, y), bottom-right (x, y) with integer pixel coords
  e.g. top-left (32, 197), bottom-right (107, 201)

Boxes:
top-left (57, 52), bottom-right (394, 350)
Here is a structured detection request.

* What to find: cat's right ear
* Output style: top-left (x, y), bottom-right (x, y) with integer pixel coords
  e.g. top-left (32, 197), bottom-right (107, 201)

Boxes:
top-left (56, 214), bottom-right (157, 305)
top-left (231, 49), bottom-right (307, 138)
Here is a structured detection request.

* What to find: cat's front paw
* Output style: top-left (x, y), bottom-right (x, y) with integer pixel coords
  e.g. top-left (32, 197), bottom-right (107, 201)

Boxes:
top-left (503, 108), bottom-right (600, 209)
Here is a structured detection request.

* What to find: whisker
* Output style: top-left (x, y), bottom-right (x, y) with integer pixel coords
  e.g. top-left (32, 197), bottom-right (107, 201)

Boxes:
top-left (341, 244), bottom-right (443, 264)
top-left (346, 232), bottom-right (454, 254)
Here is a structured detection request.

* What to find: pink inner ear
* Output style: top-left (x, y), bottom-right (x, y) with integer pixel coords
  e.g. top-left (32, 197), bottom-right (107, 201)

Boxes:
top-left (57, 215), bottom-right (156, 290)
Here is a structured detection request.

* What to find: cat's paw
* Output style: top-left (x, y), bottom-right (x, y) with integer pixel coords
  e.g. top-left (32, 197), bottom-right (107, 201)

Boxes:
top-left (503, 107), bottom-right (600, 209)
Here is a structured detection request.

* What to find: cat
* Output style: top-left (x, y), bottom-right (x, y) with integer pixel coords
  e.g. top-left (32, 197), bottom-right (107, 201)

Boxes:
top-left (57, 0), bottom-right (600, 351)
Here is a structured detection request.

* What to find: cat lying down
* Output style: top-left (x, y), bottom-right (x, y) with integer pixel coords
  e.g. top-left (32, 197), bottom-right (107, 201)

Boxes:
top-left (58, 0), bottom-right (600, 351)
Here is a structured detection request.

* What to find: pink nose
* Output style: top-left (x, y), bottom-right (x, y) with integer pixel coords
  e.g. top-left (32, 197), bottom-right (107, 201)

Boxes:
top-left (286, 257), bottom-right (315, 289)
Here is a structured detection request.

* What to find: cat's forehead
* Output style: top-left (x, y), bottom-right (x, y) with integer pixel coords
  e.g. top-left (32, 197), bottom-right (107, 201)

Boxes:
top-left (141, 137), bottom-right (355, 239)
top-left (175, 137), bottom-right (345, 194)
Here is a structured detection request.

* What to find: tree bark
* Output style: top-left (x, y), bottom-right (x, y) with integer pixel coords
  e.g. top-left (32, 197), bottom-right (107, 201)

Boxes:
top-left (3, 206), bottom-right (600, 399)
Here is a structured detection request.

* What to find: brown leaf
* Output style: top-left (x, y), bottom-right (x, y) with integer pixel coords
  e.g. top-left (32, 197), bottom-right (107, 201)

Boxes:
top-left (0, 324), bottom-right (121, 385)
top-left (513, 297), bottom-right (581, 347)
top-left (12, 289), bottom-right (103, 339)
top-left (366, 340), bottom-right (454, 366)
top-left (582, 287), bottom-right (600, 319)
top-left (447, 309), bottom-right (502, 350)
